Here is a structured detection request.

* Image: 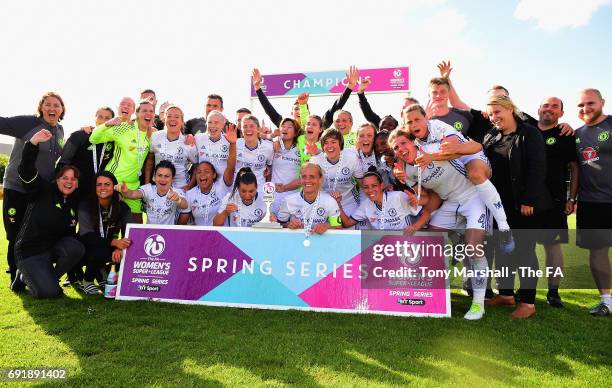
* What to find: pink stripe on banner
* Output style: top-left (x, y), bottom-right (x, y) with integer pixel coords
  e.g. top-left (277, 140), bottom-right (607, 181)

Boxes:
top-left (298, 254), bottom-right (448, 315)
top-left (328, 67), bottom-right (409, 93)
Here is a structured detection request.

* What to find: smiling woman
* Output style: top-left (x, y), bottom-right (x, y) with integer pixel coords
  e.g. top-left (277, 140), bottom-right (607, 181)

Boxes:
top-left (0, 92), bottom-right (66, 285)
top-left (89, 98), bottom-right (155, 223)
top-left (9, 129), bottom-right (85, 299)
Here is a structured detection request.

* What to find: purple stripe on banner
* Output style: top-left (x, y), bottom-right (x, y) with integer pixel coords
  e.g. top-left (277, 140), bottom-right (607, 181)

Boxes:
top-left (250, 73), bottom-right (306, 97)
top-left (120, 228), bottom-right (252, 300)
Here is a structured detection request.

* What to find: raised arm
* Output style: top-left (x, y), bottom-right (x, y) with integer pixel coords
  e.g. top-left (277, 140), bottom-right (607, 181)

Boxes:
top-left (253, 68), bottom-right (283, 127)
top-left (223, 124), bottom-right (238, 185)
top-left (0, 115), bottom-right (41, 138)
top-left (323, 66), bottom-right (359, 128)
top-left (357, 79), bottom-right (382, 128)
top-left (297, 93), bottom-right (310, 129)
top-left (437, 61), bottom-right (471, 111)
top-left (18, 129), bottom-right (52, 191)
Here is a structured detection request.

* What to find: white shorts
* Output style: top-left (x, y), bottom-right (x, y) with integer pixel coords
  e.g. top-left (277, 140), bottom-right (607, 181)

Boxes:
top-left (459, 150), bottom-right (490, 168)
top-left (429, 194), bottom-right (491, 232)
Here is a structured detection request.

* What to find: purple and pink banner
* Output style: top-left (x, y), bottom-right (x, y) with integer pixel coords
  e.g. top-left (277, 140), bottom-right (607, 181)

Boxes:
top-left (250, 67), bottom-right (410, 98)
top-left (116, 225), bottom-right (450, 317)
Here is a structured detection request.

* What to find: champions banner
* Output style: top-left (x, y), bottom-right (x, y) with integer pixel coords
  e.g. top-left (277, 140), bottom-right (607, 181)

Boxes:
top-left (250, 67), bottom-right (410, 98)
top-left (116, 225), bottom-right (450, 318)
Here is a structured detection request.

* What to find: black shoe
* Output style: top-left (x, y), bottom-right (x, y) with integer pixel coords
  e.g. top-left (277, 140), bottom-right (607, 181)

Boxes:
top-left (589, 302), bottom-right (611, 317)
top-left (485, 289), bottom-right (496, 300)
top-left (10, 269), bottom-right (26, 292)
top-left (546, 292), bottom-right (564, 308)
top-left (499, 230), bottom-right (515, 254)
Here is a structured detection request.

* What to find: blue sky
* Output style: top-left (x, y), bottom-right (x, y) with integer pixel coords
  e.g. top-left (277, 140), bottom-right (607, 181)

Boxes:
top-left (1, 0), bottom-right (611, 144)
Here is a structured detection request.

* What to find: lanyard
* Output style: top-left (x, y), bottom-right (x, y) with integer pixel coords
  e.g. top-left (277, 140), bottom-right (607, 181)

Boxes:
top-left (303, 192), bottom-right (321, 242)
top-left (136, 127), bottom-right (146, 176)
top-left (98, 205), bottom-right (112, 239)
top-left (377, 192), bottom-right (387, 230)
top-left (92, 143), bottom-right (107, 174)
top-left (415, 149), bottom-right (422, 202)
top-left (330, 152), bottom-right (344, 192)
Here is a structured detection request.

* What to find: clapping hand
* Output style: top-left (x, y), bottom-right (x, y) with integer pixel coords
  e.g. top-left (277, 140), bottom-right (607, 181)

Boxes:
top-left (30, 129), bottom-right (53, 145)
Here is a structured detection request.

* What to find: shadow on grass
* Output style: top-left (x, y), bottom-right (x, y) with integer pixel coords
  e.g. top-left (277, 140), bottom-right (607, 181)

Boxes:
top-left (12, 289), bottom-right (610, 386)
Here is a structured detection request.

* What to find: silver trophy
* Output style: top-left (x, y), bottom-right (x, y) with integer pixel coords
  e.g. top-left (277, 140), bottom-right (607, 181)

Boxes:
top-left (253, 182), bottom-right (282, 229)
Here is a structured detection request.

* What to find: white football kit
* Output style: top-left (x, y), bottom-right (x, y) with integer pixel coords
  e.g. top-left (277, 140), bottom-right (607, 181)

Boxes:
top-left (138, 184), bottom-right (185, 225)
top-left (150, 130), bottom-right (198, 187)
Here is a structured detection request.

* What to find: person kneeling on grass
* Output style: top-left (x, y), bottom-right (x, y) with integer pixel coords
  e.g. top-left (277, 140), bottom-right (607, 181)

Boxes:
top-left (11, 129), bottom-right (84, 298)
top-left (77, 171), bottom-right (132, 295)
top-left (118, 160), bottom-right (188, 225)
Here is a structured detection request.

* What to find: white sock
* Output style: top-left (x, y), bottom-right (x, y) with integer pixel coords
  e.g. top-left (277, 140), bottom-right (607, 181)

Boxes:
top-left (475, 180), bottom-right (510, 231)
top-left (469, 257), bottom-right (488, 305)
top-left (601, 294), bottom-right (612, 306)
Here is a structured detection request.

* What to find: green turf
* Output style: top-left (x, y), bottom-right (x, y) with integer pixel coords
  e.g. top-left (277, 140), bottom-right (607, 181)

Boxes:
top-left (0, 204), bottom-right (610, 387)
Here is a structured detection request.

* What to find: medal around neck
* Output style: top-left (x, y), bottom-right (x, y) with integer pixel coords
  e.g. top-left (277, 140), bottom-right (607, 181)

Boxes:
top-left (253, 182), bottom-right (282, 229)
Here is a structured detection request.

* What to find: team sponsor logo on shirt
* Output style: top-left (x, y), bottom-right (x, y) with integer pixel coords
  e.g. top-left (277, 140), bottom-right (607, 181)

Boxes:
top-left (581, 146), bottom-right (600, 164)
top-left (546, 137), bottom-right (556, 145)
top-left (598, 131), bottom-right (610, 142)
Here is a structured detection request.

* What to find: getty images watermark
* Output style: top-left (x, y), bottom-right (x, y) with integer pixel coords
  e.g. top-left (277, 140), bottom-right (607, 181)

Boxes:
top-left (359, 231), bottom-right (573, 290)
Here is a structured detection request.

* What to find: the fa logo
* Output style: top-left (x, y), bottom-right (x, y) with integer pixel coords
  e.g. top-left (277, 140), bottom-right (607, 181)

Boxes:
top-left (144, 234), bottom-right (166, 257)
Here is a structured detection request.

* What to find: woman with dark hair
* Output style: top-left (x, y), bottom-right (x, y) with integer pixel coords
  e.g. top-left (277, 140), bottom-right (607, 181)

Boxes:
top-left (297, 115), bottom-right (323, 164)
top-left (146, 105), bottom-right (198, 190)
top-left (339, 166), bottom-right (424, 232)
top-left (119, 160), bottom-right (188, 225)
top-left (483, 95), bottom-right (552, 319)
top-left (213, 167), bottom-right (266, 227)
top-left (236, 115), bottom-right (274, 190)
top-left (10, 129), bottom-right (84, 299)
top-left (77, 171), bottom-right (132, 295)
top-left (310, 128), bottom-right (364, 217)
top-left (271, 117), bottom-right (302, 215)
top-left (373, 130), bottom-right (397, 189)
top-left (179, 124), bottom-right (237, 226)
top-left (1, 92), bottom-right (66, 284)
